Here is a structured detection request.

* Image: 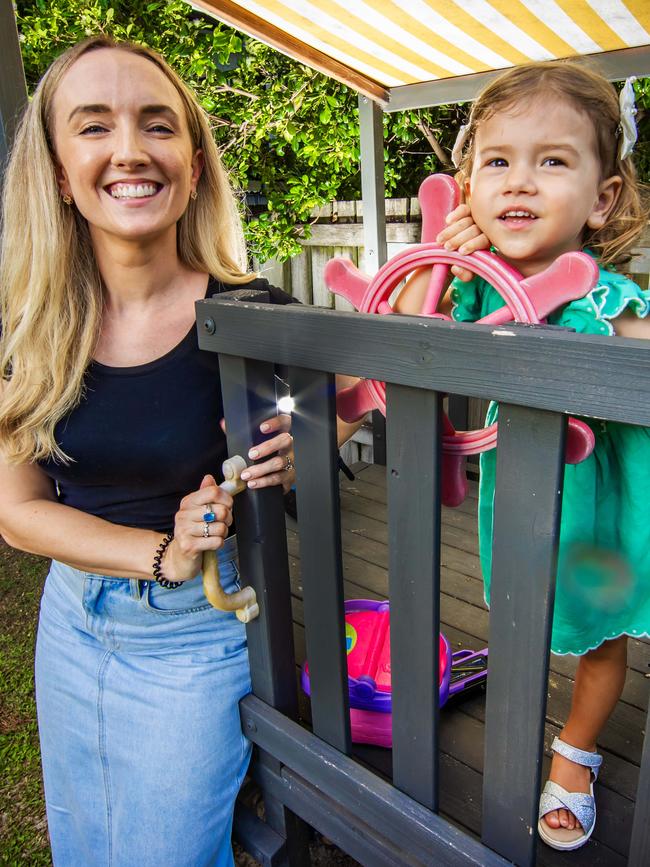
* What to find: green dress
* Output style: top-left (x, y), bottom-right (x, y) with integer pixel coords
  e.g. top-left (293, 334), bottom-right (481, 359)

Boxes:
top-left (451, 261), bottom-right (650, 655)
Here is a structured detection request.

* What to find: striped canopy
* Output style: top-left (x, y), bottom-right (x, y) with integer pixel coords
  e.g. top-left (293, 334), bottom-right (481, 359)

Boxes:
top-left (194, 1), bottom-right (650, 106)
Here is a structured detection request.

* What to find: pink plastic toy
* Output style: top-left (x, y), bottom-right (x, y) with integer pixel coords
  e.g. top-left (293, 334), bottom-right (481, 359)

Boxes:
top-left (326, 174), bottom-right (599, 506)
top-left (301, 599), bottom-right (489, 748)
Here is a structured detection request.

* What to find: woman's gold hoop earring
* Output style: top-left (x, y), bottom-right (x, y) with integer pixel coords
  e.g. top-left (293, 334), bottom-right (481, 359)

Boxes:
top-left (62, 194), bottom-right (73, 205)
top-left (190, 190), bottom-right (198, 201)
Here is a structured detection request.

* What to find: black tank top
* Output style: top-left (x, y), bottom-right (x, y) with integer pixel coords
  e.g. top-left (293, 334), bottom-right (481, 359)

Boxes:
top-left (40, 277), bottom-right (294, 532)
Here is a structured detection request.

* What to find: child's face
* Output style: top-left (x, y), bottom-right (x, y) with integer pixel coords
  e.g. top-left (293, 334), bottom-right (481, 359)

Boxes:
top-left (466, 98), bottom-right (621, 276)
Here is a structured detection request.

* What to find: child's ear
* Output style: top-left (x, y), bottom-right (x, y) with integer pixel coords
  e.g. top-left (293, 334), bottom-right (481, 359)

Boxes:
top-left (463, 175), bottom-right (472, 204)
top-left (587, 175), bottom-right (622, 230)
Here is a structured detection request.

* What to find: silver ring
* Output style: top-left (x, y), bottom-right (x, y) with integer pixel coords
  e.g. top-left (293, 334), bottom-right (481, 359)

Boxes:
top-left (284, 455), bottom-right (295, 472)
top-left (202, 522), bottom-right (210, 538)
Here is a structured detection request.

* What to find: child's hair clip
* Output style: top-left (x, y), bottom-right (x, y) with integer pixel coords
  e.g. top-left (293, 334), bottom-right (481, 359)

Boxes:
top-left (618, 77), bottom-right (638, 161)
top-left (451, 123), bottom-right (470, 169)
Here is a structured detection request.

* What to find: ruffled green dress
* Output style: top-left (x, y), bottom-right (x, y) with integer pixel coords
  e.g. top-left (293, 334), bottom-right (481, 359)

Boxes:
top-left (451, 262), bottom-right (650, 655)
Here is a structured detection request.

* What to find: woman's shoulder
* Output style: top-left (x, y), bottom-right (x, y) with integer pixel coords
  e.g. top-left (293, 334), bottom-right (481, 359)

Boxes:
top-left (207, 275), bottom-right (298, 306)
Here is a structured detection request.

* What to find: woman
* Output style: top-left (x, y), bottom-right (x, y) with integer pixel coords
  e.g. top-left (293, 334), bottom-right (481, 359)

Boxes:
top-left (0, 37), bottom-right (299, 866)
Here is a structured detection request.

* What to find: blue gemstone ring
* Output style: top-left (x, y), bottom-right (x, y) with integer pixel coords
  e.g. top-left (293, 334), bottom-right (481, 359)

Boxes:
top-left (203, 507), bottom-right (217, 523)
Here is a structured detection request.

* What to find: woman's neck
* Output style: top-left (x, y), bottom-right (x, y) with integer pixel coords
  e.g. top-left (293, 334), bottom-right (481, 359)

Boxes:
top-left (91, 226), bottom-right (199, 312)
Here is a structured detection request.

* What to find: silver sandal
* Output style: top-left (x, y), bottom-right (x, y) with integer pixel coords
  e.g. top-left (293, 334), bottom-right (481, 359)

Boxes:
top-left (538, 736), bottom-right (602, 851)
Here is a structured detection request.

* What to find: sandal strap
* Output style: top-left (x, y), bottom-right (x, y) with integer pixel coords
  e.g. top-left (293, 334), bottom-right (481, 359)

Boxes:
top-left (539, 780), bottom-right (596, 835)
top-left (551, 736), bottom-right (602, 779)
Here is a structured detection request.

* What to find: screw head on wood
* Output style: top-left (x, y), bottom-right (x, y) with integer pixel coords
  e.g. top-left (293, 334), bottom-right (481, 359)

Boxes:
top-left (203, 318), bottom-right (216, 335)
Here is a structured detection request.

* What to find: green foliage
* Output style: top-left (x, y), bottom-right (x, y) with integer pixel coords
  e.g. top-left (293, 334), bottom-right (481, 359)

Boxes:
top-left (0, 546), bottom-right (51, 865)
top-left (15, 0), bottom-right (650, 263)
top-left (15, 0), bottom-right (462, 261)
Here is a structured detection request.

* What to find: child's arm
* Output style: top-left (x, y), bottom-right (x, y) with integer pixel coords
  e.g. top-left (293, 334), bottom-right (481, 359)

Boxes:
top-left (394, 204), bottom-right (490, 315)
top-left (613, 313), bottom-right (650, 340)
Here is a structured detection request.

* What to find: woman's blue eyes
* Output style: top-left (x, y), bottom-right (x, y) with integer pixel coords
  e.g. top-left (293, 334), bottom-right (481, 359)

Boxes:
top-left (80, 124), bottom-right (174, 135)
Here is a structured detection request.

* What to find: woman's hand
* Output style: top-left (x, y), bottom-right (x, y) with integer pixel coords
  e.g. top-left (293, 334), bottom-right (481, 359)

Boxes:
top-left (165, 475), bottom-right (234, 582)
top-left (240, 413), bottom-right (295, 493)
top-left (437, 203), bottom-right (490, 282)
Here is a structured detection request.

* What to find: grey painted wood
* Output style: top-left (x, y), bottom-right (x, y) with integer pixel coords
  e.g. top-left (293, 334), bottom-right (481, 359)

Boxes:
top-left (241, 695), bottom-right (511, 866)
top-left (214, 289), bottom-right (311, 865)
top-left (196, 299), bottom-right (650, 426)
top-left (386, 384), bottom-right (442, 811)
top-left (289, 366), bottom-right (351, 754)
top-left (385, 46), bottom-right (650, 112)
top-left (358, 95), bottom-right (387, 276)
top-left (628, 705), bottom-right (650, 866)
top-left (0, 0), bottom-right (27, 177)
top-left (481, 405), bottom-right (566, 866)
top-left (291, 465), bottom-right (646, 861)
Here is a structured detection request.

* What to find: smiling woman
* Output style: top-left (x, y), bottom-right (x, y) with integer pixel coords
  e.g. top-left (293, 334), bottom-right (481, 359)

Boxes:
top-left (0, 37), bottom-right (300, 867)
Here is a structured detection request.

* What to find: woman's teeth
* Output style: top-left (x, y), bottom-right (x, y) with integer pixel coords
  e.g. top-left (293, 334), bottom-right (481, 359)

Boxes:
top-left (109, 183), bottom-right (159, 199)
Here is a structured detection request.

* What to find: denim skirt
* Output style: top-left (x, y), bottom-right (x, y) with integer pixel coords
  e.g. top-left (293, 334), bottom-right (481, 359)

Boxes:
top-left (35, 536), bottom-right (252, 867)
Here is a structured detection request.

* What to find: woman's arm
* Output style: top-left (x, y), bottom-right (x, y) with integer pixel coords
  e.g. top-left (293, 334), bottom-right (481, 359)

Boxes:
top-left (0, 458), bottom-right (168, 578)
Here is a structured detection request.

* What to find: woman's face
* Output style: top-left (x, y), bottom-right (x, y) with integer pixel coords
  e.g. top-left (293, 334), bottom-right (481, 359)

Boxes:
top-left (51, 48), bottom-right (203, 250)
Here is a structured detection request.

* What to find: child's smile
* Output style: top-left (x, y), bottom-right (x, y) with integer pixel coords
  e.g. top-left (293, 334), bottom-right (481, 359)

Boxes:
top-left (467, 99), bottom-right (620, 277)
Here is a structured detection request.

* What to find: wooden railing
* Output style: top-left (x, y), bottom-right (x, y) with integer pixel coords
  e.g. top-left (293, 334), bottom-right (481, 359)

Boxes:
top-left (256, 202), bottom-right (650, 466)
top-left (196, 288), bottom-right (650, 867)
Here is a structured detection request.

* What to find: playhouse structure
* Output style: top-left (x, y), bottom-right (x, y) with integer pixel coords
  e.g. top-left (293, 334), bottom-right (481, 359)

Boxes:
top-left (2, 2), bottom-right (650, 865)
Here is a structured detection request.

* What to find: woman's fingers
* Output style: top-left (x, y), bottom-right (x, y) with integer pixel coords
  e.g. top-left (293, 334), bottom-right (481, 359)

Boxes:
top-left (259, 413), bottom-right (291, 435)
top-left (241, 453), bottom-right (293, 486)
top-left (179, 480), bottom-right (233, 513)
top-left (247, 430), bottom-right (293, 463)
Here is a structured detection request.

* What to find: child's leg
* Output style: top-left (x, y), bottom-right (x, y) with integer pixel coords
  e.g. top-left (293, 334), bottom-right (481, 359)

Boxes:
top-left (544, 636), bottom-right (627, 831)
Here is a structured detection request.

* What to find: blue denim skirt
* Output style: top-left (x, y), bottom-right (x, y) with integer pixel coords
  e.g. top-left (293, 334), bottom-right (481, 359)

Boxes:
top-left (35, 536), bottom-right (251, 867)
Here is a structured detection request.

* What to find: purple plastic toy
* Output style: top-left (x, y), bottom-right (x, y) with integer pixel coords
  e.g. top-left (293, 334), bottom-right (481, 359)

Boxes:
top-left (301, 599), bottom-right (489, 748)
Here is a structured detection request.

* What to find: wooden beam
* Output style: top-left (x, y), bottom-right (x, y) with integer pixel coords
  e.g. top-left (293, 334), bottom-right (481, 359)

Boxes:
top-left (190, 0), bottom-right (389, 105)
top-left (0, 0), bottom-right (28, 177)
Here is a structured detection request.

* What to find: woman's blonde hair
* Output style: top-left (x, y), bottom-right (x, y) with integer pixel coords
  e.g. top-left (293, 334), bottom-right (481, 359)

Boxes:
top-left (0, 36), bottom-right (252, 464)
top-left (455, 60), bottom-right (648, 269)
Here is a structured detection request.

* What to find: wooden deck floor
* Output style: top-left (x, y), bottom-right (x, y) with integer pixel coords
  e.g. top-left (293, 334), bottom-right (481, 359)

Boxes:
top-left (286, 462), bottom-right (649, 867)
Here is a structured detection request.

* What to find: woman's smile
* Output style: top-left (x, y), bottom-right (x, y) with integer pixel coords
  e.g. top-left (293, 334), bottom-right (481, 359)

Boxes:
top-left (52, 48), bottom-right (202, 250)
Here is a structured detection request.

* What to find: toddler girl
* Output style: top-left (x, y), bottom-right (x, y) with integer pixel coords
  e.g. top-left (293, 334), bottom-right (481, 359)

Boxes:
top-left (398, 61), bottom-right (649, 851)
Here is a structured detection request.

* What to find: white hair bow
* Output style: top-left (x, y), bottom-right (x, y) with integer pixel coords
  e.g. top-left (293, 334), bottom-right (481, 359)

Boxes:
top-left (451, 123), bottom-right (470, 169)
top-left (619, 77), bottom-right (637, 161)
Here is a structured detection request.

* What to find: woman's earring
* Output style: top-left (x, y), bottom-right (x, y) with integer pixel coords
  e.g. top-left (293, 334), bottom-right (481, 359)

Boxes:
top-left (190, 189), bottom-right (198, 201)
top-left (62, 194), bottom-right (73, 205)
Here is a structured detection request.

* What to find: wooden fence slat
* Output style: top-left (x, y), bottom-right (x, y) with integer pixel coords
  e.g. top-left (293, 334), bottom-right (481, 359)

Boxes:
top-left (387, 384), bottom-right (442, 811)
top-left (311, 245), bottom-right (334, 307)
top-left (289, 366), bottom-right (351, 754)
top-left (290, 248), bottom-right (312, 304)
top-left (481, 404), bottom-right (567, 866)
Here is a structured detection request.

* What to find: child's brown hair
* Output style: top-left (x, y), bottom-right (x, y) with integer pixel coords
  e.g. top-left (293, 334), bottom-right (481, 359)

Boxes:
top-left (455, 61), bottom-right (648, 268)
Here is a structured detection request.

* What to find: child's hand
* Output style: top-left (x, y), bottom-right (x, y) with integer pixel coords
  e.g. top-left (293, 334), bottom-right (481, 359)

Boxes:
top-left (436, 204), bottom-right (490, 282)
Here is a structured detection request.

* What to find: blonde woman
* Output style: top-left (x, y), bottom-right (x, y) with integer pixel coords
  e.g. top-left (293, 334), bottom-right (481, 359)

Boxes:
top-left (0, 38), bottom-right (298, 865)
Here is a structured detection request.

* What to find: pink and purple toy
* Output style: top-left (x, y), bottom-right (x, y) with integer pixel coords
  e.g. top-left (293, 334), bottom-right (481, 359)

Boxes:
top-left (301, 599), bottom-right (489, 748)
top-left (325, 174), bottom-right (600, 507)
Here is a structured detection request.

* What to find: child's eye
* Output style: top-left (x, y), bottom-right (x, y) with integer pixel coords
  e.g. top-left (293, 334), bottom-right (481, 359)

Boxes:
top-left (542, 157), bottom-right (566, 167)
top-left (487, 158), bottom-right (507, 167)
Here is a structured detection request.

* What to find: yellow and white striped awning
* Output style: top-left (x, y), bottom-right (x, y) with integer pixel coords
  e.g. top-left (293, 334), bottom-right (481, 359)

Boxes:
top-left (193, 1), bottom-right (650, 107)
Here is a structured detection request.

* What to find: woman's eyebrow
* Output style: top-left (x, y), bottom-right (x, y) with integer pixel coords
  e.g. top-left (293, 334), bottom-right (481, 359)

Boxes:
top-left (140, 105), bottom-right (180, 122)
top-left (66, 104), bottom-right (180, 123)
top-left (67, 103), bottom-right (110, 122)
